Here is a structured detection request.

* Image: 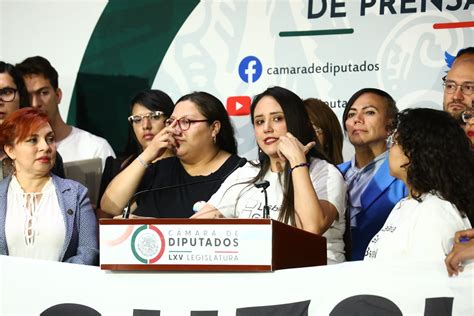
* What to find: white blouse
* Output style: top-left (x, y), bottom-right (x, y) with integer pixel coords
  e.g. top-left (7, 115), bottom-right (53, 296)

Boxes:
top-left (207, 159), bottom-right (347, 264)
top-left (364, 192), bottom-right (472, 261)
top-left (5, 176), bottom-right (66, 261)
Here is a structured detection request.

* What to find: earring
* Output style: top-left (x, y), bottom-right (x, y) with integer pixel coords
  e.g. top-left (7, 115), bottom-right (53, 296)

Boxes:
top-left (212, 134), bottom-right (217, 144)
top-left (258, 148), bottom-right (266, 164)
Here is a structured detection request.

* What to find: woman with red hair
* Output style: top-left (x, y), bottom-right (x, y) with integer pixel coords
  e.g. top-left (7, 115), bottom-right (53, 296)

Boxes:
top-left (0, 108), bottom-right (98, 265)
top-left (0, 61), bottom-right (65, 179)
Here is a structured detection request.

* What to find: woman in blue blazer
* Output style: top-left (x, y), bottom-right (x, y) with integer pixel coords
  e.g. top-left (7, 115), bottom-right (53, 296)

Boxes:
top-left (339, 88), bottom-right (407, 260)
top-left (0, 108), bottom-right (98, 265)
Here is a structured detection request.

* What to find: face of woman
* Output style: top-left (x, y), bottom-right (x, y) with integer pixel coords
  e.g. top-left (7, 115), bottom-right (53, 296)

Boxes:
top-left (5, 123), bottom-right (56, 177)
top-left (312, 124), bottom-right (325, 148)
top-left (0, 72), bottom-right (21, 124)
top-left (253, 96), bottom-right (288, 159)
top-left (462, 110), bottom-right (474, 147)
top-left (388, 133), bottom-right (409, 183)
top-left (168, 100), bottom-right (217, 160)
top-left (464, 123), bottom-right (474, 146)
top-left (130, 103), bottom-right (167, 150)
top-left (345, 93), bottom-right (391, 148)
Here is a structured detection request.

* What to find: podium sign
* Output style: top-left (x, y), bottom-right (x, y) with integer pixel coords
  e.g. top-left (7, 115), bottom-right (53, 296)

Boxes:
top-left (100, 218), bottom-right (326, 271)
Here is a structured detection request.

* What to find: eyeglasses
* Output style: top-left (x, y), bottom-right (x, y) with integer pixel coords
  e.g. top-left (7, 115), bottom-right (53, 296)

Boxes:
top-left (442, 80), bottom-right (474, 96)
top-left (462, 110), bottom-right (474, 124)
top-left (128, 111), bottom-right (165, 124)
top-left (164, 117), bottom-right (209, 131)
top-left (0, 87), bottom-right (17, 102)
top-left (386, 131), bottom-right (398, 149)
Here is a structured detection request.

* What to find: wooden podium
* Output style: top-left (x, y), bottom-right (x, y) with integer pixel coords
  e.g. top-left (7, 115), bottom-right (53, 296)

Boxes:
top-left (100, 218), bottom-right (326, 271)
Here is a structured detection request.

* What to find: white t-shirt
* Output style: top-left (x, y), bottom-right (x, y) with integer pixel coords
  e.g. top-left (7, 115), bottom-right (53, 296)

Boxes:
top-left (364, 192), bottom-right (472, 262)
top-left (56, 126), bottom-right (116, 168)
top-left (207, 159), bottom-right (347, 264)
top-left (5, 177), bottom-right (65, 261)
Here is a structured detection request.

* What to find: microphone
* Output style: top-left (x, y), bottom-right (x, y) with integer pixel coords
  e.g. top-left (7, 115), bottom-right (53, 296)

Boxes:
top-left (122, 157), bottom-right (248, 218)
top-left (255, 180), bottom-right (269, 190)
top-left (255, 180), bottom-right (270, 219)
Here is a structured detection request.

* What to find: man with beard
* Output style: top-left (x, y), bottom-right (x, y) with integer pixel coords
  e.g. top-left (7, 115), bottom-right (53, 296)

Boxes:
top-left (442, 58), bottom-right (474, 120)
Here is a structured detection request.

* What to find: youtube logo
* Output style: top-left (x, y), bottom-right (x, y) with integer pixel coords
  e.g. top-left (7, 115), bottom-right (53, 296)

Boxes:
top-left (226, 96), bottom-right (251, 116)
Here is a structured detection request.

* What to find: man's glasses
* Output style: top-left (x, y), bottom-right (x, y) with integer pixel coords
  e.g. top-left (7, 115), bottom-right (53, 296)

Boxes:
top-left (128, 111), bottom-right (165, 124)
top-left (0, 87), bottom-right (17, 102)
top-left (462, 110), bottom-right (474, 124)
top-left (386, 131), bottom-right (398, 149)
top-left (164, 117), bottom-right (209, 131)
top-left (442, 80), bottom-right (474, 96)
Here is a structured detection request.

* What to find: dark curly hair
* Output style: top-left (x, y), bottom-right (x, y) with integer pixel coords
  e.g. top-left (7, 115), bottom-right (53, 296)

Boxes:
top-left (395, 108), bottom-right (474, 222)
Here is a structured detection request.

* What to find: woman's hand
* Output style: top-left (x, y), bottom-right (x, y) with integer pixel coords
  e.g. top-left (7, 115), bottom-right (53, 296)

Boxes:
top-left (445, 229), bottom-right (474, 276)
top-left (191, 204), bottom-right (225, 219)
top-left (100, 122), bottom-right (181, 216)
top-left (141, 119), bottom-right (180, 163)
top-left (277, 132), bottom-right (315, 166)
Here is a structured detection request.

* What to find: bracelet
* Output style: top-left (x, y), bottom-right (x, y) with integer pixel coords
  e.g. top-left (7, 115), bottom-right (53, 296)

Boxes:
top-left (288, 162), bottom-right (310, 174)
top-left (137, 155), bottom-right (150, 169)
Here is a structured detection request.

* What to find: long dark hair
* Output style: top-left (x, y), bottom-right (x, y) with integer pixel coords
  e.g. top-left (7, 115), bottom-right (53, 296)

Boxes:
top-left (247, 86), bottom-right (328, 226)
top-left (121, 89), bottom-right (174, 166)
top-left (304, 98), bottom-right (344, 164)
top-left (395, 108), bottom-right (474, 222)
top-left (0, 61), bottom-right (29, 108)
top-left (176, 91), bottom-right (237, 154)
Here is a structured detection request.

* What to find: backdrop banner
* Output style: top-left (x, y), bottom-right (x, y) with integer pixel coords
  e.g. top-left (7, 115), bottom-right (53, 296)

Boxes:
top-left (2, 1), bottom-right (473, 158)
top-left (0, 255), bottom-right (472, 315)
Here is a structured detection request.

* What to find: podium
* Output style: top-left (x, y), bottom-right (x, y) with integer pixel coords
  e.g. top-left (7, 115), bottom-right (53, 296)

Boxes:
top-left (100, 218), bottom-right (326, 271)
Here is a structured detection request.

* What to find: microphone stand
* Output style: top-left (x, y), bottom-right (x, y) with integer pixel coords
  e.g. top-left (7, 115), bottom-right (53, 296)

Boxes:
top-left (122, 181), bottom-right (191, 219)
top-left (255, 180), bottom-right (270, 219)
top-left (122, 157), bottom-right (248, 219)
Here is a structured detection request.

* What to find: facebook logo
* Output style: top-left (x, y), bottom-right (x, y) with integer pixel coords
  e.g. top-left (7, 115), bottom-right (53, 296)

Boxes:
top-left (238, 56), bottom-right (263, 83)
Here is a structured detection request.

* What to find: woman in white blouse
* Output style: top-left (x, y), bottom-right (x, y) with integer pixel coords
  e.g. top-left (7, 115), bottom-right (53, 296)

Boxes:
top-left (193, 86), bottom-right (347, 264)
top-left (0, 107), bottom-right (98, 265)
top-left (365, 108), bottom-right (473, 261)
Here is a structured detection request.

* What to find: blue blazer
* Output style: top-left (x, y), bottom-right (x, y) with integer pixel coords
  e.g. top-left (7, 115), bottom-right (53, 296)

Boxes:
top-left (339, 158), bottom-right (407, 261)
top-left (0, 174), bottom-right (99, 265)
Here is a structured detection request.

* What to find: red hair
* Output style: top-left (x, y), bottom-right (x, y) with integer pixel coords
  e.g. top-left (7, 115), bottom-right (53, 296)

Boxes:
top-left (0, 107), bottom-right (51, 147)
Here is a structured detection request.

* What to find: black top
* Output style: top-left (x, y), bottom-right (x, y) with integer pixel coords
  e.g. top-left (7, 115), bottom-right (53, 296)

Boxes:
top-left (97, 155), bottom-right (135, 206)
top-left (134, 155), bottom-right (241, 218)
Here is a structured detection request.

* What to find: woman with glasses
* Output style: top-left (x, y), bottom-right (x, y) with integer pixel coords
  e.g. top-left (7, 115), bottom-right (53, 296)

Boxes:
top-left (0, 61), bottom-right (64, 179)
top-left (192, 86), bottom-right (347, 264)
top-left (97, 90), bottom-right (174, 213)
top-left (304, 98), bottom-right (344, 164)
top-left (100, 91), bottom-right (240, 218)
top-left (0, 62), bottom-right (30, 124)
top-left (365, 108), bottom-right (473, 261)
top-left (338, 88), bottom-right (407, 261)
